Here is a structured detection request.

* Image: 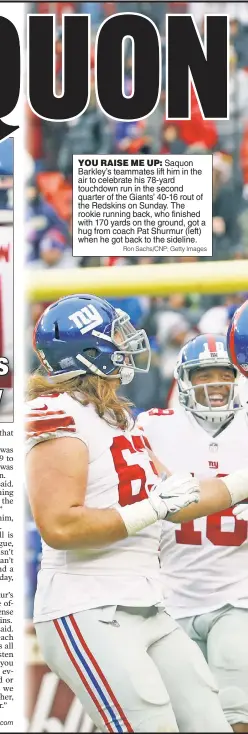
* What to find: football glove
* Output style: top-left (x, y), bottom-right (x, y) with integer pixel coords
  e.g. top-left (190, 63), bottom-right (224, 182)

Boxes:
top-left (148, 472), bottom-right (200, 520)
top-left (232, 504), bottom-right (248, 522)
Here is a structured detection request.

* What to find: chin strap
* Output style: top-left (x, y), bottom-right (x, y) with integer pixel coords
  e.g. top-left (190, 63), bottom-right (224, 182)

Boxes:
top-left (119, 366), bottom-right (135, 385)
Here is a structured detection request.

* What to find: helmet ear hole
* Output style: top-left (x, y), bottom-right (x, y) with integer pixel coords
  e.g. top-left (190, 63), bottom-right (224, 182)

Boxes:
top-left (83, 348), bottom-right (99, 359)
top-left (54, 321), bottom-right (60, 340)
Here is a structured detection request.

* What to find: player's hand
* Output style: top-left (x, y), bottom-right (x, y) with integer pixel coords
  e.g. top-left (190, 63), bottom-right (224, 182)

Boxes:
top-left (148, 473), bottom-right (200, 520)
top-left (232, 504), bottom-right (248, 521)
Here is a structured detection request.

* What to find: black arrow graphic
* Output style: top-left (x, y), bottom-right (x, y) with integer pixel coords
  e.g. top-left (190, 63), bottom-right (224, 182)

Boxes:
top-left (0, 120), bottom-right (19, 143)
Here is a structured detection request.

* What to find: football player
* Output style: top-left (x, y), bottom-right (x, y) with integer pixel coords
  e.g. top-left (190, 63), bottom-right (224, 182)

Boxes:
top-left (227, 299), bottom-right (248, 528)
top-left (26, 297), bottom-right (246, 733)
top-left (227, 299), bottom-right (248, 380)
top-left (138, 333), bottom-right (248, 733)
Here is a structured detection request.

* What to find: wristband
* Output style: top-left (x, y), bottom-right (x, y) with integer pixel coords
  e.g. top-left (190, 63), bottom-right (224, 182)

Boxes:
top-left (223, 470), bottom-right (248, 505)
top-left (117, 499), bottom-right (159, 536)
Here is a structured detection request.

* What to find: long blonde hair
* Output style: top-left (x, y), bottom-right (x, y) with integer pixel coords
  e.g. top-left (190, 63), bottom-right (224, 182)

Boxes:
top-left (26, 371), bottom-right (134, 430)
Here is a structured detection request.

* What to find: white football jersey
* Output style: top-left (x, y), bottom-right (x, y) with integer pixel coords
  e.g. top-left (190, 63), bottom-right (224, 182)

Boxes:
top-left (25, 392), bottom-right (163, 622)
top-left (138, 406), bottom-right (248, 618)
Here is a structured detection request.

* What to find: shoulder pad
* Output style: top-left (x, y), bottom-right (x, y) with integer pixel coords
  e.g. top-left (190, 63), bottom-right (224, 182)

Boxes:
top-left (148, 408), bottom-right (174, 417)
top-left (25, 393), bottom-right (77, 439)
top-left (137, 407), bottom-right (174, 431)
top-left (138, 408), bottom-right (174, 420)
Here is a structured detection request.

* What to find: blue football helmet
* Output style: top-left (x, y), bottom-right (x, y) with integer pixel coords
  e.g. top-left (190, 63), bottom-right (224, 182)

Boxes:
top-left (227, 299), bottom-right (248, 378)
top-left (33, 294), bottom-right (151, 385)
top-left (174, 333), bottom-right (240, 425)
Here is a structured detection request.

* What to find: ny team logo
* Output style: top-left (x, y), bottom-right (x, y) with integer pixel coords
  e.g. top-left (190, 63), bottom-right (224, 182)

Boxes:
top-left (209, 461), bottom-right (219, 470)
top-left (69, 305), bottom-right (103, 335)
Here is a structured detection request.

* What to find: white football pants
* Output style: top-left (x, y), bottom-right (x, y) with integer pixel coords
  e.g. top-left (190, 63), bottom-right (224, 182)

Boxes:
top-left (36, 605), bottom-right (232, 733)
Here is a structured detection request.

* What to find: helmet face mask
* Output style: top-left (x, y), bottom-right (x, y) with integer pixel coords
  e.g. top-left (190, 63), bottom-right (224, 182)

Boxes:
top-left (175, 335), bottom-right (241, 425)
top-left (33, 296), bottom-right (151, 387)
top-left (179, 377), bottom-right (237, 419)
top-left (111, 310), bottom-right (151, 375)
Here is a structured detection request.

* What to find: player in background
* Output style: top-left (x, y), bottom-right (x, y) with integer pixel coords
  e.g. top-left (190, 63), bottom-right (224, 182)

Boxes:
top-left (138, 333), bottom-right (248, 733)
top-left (25, 296), bottom-right (248, 734)
top-left (227, 298), bottom-right (248, 529)
top-left (227, 298), bottom-right (248, 380)
top-left (227, 298), bottom-right (248, 419)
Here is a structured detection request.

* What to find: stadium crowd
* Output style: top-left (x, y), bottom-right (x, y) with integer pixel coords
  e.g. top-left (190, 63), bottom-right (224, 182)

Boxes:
top-left (25, 1), bottom-right (248, 620)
